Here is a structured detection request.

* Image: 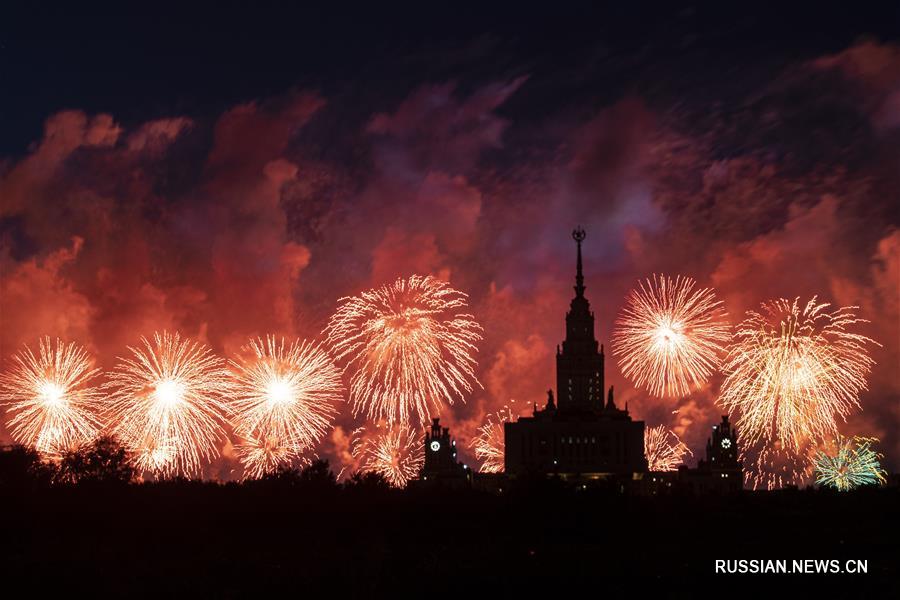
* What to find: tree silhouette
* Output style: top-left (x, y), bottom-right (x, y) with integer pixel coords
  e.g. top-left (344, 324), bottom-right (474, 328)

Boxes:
top-left (250, 459), bottom-right (339, 497)
top-left (55, 436), bottom-right (134, 485)
top-left (0, 444), bottom-right (54, 490)
top-left (298, 459), bottom-right (337, 488)
top-left (343, 470), bottom-right (392, 493)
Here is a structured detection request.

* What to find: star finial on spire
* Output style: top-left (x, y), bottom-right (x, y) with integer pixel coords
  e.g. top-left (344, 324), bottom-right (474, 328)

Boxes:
top-left (572, 226), bottom-right (586, 243)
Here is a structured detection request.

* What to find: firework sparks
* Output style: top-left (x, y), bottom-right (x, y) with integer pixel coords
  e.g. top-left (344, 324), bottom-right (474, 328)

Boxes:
top-left (235, 433), bottom-right (307, 479)
top-left (230, 336), bottom-right (343, 477)
top-left (352, 424), bottom-right (423, 487)
top-left (612, 275), bottom-right (729, 398)
top-left (105, 331), bottom-right (232, 478)
top-left (0, 337), bottom-right (104, 456)
top-left (644, 425), bottom-right (692, 471)
top-left (471, 406), bottom-right (517, 473)
top-left (743, 439), bottom-right (816, 491)
top-left (814, 436), bottom-right (886, 491)
top-left (720, 297), bottom-right (878, 453)
top-left (324, 275), bottom-right (482, 425)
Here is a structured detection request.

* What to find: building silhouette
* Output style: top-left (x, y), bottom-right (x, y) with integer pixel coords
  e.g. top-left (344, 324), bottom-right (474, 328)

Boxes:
top-left (503, 228), bottom-right (647, 483)
top-left (677, 415), bottom-right (743, 493)
top-left (411, 418), bottom-right (471, 489)
top-left (642, 415), bottom-right (743, 495)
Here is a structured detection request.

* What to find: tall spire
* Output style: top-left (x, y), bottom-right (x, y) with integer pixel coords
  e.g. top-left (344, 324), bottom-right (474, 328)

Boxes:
top-left (573, 226), bottom-right (586, 298)
top-left (557, 225), bottom-right (604, 412)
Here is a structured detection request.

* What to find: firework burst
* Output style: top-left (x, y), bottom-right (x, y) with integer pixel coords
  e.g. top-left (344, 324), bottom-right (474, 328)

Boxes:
top-left (324, 275), bottom-right (482, 425)
top-left (235, 433), bottom-right (307, 479)
top-left (644, 425), bottom-right (692, 471)
top-left (471, 406), bottom-right (517, 473)
top-left (0, 337), bottom-right (104, 456)
top-left (105, 331), bottom-right (232, 478)
top-left (612, 275), bottom-right (729, 398)
top-left (352, 424), bottom-right (423, 487)
top-left (230, 336), bottom-right (343, 477)
top-left (814, 436), bottom-right (886, 491)
top-left (720, 297), bottom-right (877, 453)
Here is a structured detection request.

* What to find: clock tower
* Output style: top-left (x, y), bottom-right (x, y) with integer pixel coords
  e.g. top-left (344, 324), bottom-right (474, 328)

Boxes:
top-left (423, 418), bottom-right (458, 472)
top-left (706, 415), bottom-right (739, 468)
top-left (417, 418), bottom-right (471, 487)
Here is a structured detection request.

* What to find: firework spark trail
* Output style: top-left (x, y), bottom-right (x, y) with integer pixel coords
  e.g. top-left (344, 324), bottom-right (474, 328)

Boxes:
top-left (471, 405), bottom-right (518, 474)
top-left (720, 297), bottom-right (878, 454)
top-left (644, 424), bottom-right (692, 471)
top-left (814, 436), bottom-right (886, 491)
top-left (744, 439), bottom-right (816, 490)
top-left (230, 336), bottom-right (343, 477)
top-left (324, 275), bottom-right (483, 426)
top-left (612, 275), bottom-right (729, 398)
top-left (235, 433), bottom-right (306, 479)
top-left (105, 331), bottom-right (233, 478)
top-left (0, 337), bottom-right (104, 456)
top-left (352, 424), bottom-right (423, 487)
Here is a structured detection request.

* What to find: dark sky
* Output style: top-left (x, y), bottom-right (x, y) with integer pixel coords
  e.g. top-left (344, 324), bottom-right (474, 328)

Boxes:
top-left (3, 3), bottom-right (899, 155)
top-left (1, 3), bottom-right (899, 482)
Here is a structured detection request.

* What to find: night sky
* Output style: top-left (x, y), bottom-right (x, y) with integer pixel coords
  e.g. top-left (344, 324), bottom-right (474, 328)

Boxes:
top-left (1, 3), bottom-right (898, 476)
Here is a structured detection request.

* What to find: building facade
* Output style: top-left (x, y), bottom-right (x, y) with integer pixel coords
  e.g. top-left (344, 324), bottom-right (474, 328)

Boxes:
top-left (504, 228), bottom-right (647, 480)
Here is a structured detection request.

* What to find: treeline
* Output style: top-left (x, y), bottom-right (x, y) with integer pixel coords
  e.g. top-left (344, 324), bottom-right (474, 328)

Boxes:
top-left (0, 437), bottom-right (396, 492)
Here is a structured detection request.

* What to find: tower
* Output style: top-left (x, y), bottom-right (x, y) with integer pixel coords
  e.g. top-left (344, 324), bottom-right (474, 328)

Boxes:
top-left (504, 227), bottom-right (646, 479)
top-left (423, 417), bottom-right (458, 472)
top-left (676, 414), bottom-right (743, 493)
top-left (556, 227), bottom-right (604, 412)
top-left (706, 415), bottom-right (740, 469)
top-left (417, 418), bottom-right (471, 488)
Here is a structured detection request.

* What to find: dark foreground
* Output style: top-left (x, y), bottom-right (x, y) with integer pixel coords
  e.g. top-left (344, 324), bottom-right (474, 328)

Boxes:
top-left (2, 478), bottom-right (897, 597)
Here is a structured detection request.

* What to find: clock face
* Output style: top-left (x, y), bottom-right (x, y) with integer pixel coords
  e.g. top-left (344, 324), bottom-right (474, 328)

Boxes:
top-left (429, 441), bottom-right (441, 452)
top-left (720, 438), bottom-right (732, 449)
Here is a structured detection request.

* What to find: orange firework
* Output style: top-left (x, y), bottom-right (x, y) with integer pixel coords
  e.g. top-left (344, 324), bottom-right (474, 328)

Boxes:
top-left (324, 275), bottom-right (482, 425)
top-left (720, 297), bottom-right (877, 453)
top-left (235, 433), bottom-right (307, 479)
top-left (644, 425), bottom-right (692, 471)
top-left (471, 405), bottom-right (517, 473)
top-left (352, 424), bottom-right (423, 487)
top-left (105, 331), bottom-right (232, 478)
top-left (612, 275), bottom-right (729, 398)
top-left (230, 336), bottom-right (343, 478)
top-left (744, 438), bottom-right (816, 490)
top-left (0, 337), bottom-right (104, 456)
